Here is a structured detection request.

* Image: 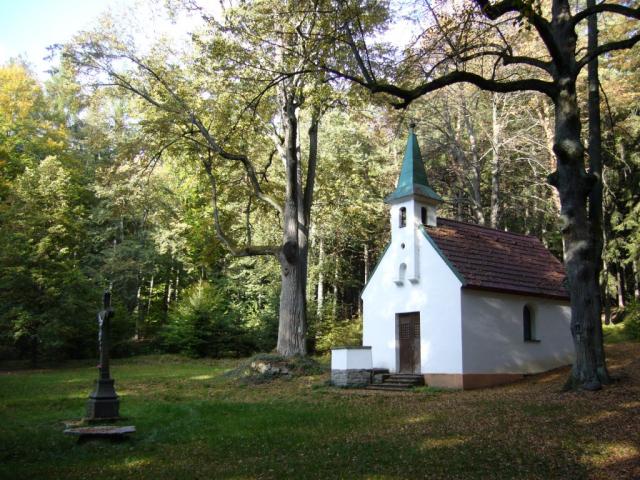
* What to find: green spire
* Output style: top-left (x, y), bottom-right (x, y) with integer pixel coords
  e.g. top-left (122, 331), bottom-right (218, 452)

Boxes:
top-left (385, 124), bottom-right (442, 204)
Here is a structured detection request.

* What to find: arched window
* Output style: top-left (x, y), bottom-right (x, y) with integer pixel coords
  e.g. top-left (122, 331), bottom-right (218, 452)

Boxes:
top-left (523, 305), bottom-right (537, 342)
top-left (421, 206), bottom-right (427, 225)
top-left (394, 263), bottom-right (407, 286)
top-left (399, 207), bottom-right (407, 228)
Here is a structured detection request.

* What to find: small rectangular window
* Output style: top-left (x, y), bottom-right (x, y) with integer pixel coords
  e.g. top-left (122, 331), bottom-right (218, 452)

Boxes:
top-left (399, 207), bottom-right (406, 228)
top-left (421, 207), bottom-right (427, 225)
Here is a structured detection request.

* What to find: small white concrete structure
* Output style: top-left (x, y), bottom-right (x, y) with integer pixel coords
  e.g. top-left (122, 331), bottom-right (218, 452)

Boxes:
top-left (361, 127), bottom-right (574, 389)
top-left (330, 347), bottom-right (372, 387)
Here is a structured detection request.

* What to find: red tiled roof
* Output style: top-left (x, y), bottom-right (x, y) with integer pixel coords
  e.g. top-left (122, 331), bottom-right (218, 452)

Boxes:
top-left (424, 218), bottom-right (569, 300)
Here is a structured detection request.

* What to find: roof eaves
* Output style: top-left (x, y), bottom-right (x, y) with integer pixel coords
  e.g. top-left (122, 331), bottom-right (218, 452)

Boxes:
top-left (462, 285), bottom-right (570, 302)
top-left (385, 185), bottom-right (443, 204)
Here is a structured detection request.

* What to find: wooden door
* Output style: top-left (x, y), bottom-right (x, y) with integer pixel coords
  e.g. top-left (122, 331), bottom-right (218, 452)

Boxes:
top-left (398, 313), bottom-right (421, 373)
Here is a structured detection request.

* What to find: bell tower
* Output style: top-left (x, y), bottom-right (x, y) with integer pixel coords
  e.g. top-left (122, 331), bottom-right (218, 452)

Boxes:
top-left (385, 123), bottom-right (442, 285)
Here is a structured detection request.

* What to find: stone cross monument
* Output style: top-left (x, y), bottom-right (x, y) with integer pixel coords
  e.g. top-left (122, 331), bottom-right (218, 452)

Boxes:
top-left (86, 291), bottom-right (120, 420)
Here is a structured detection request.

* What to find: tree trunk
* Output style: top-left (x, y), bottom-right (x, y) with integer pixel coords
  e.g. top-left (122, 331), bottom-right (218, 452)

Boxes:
top-left (275, 97), bottom-right (321, 357)
top-left (146, 275), bottom-right (154, 319)
top-left (586, 0), bottom-right (610, 383)
top-left (316, 237), bottom-right (324, 318)
top-left (551, 74), bottom-right (602, 390)
top-left (134, 275), bottom-right (143, 340)
top-left (277, 250), bottom-right (307, 356)
top-left (461, 95), bottom-right (485, 225)
top-left (364, 243), bottom-right (369, 284)
top-left (603, 259), bottom-right (611, 325)
top-left (537, 99), bottom-right (562, 214)
top-left (490, 93), bottom-right (501, 229)
top-left (276, 96), bottom-right (307, 357)
top-left (616, 266), bottom-right (626, 308)
top-left (633, 260), bottom-right (640, 300)
top-left (332, 253), bottom-right (339, 320)
top-left (162, 263), bottom-right (173, 322)
top-left (174, 269), bottom-right (180, 303)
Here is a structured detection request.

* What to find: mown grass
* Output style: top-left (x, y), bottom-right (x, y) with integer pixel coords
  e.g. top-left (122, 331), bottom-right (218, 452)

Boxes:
top-left (1, 345), bottom-right (639, 480)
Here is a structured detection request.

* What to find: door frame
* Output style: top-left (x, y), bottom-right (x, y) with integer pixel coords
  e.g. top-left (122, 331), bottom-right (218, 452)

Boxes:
top-left (396, 312), bottom-right (421, 374)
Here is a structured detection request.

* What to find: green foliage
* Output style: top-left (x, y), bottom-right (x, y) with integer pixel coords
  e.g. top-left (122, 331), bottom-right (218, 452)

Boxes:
top-left (162, 280), bottom-right (257, 357)
top-left (314, 315), bottom-right (363, 353)
top-left (1, 0), bottom-right (639, 363)
top-left (224, 257), bottom-right (280, 352)
top-left (603, 322), bottom-right (630, 344)
top-left (622, 301), bottom-right (640, 341)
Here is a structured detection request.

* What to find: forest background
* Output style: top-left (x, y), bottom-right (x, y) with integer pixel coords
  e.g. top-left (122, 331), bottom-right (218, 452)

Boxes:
top-left (0, 0), bottom-right (638, 364)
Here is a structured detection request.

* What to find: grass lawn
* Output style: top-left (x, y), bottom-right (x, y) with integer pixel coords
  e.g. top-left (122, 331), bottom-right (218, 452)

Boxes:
top-left (1, 344), bottom-right (639, 480)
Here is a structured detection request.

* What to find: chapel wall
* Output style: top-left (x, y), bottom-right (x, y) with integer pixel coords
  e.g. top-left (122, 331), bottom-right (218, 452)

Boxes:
top-left (460, 289), bottom-right (574, 375)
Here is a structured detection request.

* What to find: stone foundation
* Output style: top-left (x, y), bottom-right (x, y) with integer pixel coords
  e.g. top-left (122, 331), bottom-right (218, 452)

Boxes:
top-left (331, 369), bottom-right (371, 387)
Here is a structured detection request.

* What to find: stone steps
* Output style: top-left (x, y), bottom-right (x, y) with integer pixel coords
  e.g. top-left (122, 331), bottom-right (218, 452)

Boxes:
top-left (365, 383), bottom-right (411, 392)
top-left (367, 373), bottom-right (424, 391)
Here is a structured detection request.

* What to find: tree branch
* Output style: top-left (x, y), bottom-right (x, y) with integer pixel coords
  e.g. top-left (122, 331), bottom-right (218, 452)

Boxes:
top-left (577, 32), bottom-right (640, 71)
top-left (474, 0), bottom-right (563, 68)
top-left (364, 70), bottom-right (555, 107)
top-left (190, 115), bottom-right (285, 217)
top-left (501, 53), bottom-right (553, 73)
top-left (303, 110), bottom-right (320, 224)
top-left (343, 23), bottom-right (376, 84)
top-left (572, 3), bottom-right (640, 27)
top-left (201, 155), bottom-right (278, 258)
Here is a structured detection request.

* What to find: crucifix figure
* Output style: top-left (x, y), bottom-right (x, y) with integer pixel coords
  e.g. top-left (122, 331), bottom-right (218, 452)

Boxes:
top-left (86, 290), bottom-right (120, 420)
top-left (97, 291), bottom-right (114, 380)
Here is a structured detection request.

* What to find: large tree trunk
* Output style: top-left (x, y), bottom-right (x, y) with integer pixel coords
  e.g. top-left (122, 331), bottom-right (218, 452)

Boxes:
top-left (552, 73), bottom-right (602, 390)
top-left (275, 98), bottom-right (320, 357)
top-left (277, 251), bottom-right (307, 356)
top-left (545, 0), bottom-right (609, 391)
top-left (276, 96), bottom-right (307, 357)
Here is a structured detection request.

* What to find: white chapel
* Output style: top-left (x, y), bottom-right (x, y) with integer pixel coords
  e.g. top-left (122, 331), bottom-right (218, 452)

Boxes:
top-left (360, 126), bottom-right (574, 389)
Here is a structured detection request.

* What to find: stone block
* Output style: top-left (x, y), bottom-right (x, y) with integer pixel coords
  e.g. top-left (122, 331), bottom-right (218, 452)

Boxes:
top-left (331, 369), bottom-right (371, 387)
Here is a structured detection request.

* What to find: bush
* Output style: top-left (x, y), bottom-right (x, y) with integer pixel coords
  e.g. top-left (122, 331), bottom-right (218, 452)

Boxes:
top-left (162, 281), bottom-right (257, 358)
top-left (314, 315), bottom-right (363, 353)
top-left (623, 300), bottom-right (640, 341)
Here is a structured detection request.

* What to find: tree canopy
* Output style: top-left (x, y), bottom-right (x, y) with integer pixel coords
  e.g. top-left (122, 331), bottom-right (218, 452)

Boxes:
top-left (0, 1), bottom-right (638, 375)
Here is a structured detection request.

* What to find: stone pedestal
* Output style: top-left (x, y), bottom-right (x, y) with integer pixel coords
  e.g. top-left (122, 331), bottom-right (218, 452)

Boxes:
top-left (86, 378), bottom-right (119, 420)
top-left (331, 346), bottom-right (372, 387)
top-left (331, 369), bottom-right (371, 387)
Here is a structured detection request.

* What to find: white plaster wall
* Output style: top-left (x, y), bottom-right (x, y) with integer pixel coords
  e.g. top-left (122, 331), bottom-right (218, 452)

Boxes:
top-left (461, 289), bottom-right (574, 374)
top-left (331, 348), bottom-right (372, 370)
top-left (362, 205), bottom-right (463, 374)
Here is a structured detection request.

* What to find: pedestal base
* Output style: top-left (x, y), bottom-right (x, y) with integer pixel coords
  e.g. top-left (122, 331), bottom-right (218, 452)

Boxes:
top-left (86, 379), bottom-right (120, 420)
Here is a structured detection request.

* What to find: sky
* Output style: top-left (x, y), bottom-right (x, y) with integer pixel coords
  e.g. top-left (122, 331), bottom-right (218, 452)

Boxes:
top-left (0, 0), bottom-right (418, 79)
top-left (0, 0), bottom-right (125, 76)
